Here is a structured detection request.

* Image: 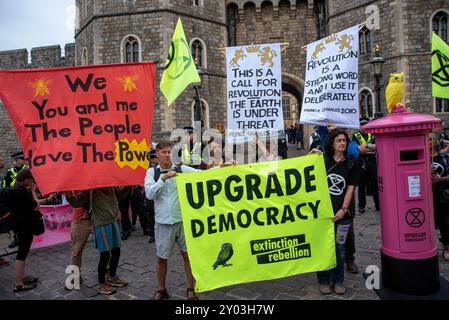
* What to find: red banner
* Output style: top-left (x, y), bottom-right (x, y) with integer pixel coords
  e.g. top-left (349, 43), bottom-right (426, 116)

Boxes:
top-left (0, 63), bottom-right (155, 194)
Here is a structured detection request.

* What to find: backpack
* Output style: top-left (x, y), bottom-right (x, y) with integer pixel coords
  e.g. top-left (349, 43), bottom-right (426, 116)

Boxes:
top-left (0, 188), bottom-right (14, 233)
top-left (153, 166), bottom-right (183, 182)
top-left (347, 141), bottom-right (360, 161)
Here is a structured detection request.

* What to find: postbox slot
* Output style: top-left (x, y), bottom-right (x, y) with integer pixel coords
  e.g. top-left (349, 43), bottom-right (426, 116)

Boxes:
top-left (399, 150), bottom-right (423, 162)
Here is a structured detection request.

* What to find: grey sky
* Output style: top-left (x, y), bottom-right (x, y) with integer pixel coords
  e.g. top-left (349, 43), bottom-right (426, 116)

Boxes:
top-left (0, 0), bottom-right (75, 55)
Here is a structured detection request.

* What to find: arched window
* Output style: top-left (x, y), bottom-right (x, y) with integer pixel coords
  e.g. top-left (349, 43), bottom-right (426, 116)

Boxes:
top-left (190, 38), bottom-right (206, 68)
top-left (433, 11), bottom-right (448, 42)
top-left (359, 89), bottom-right (374, 118)
top-left (81, 47), bottom-right (88, 66)
top-left (432, 11), bottom-right (449, 112)
top-left (227, 3), bottom-right (239, 46)
top-left (359, 26), bottom-right (372, 54)
top-left (191, 99), bottom-right (210, 129)
top-left (121, 35), bottom-right (142, 63)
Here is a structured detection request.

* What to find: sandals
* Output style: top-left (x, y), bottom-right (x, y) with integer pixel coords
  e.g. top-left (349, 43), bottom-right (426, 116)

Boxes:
top-left (187, 288), bottom-right (199, 300)
top-left (23, 276), bottom-right (39, 284)
top-left (13, 282), bottom-right (36, 293)
top-left (152, 289), bottom-right (170, 300)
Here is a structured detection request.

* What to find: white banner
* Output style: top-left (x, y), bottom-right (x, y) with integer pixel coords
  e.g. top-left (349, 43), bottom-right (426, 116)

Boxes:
top-left (226, 43), bottom-right (283, 143)
top-left (300, 25), bottom-right (360, 129)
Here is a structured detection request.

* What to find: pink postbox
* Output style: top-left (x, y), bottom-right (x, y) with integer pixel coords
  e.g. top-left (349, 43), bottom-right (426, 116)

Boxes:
top-left (364, 112), bottom-right (440, 295)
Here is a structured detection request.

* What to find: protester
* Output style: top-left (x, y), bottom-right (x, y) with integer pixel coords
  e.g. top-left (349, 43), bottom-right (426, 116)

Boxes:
top-left (256, 136), bottom-right (281, 162)
top-left (119, 186), bottom-right (150, 240)
top-left (312, 128), bottom-right (358, 295)
top-left (65, 187), bottom-right (130, 295)
top-left (8, 169), bottom-right (40, 292)
top-left (64, 191), bottom-right (94, 287)
top-left (144, 141), bottom-right (199, 300)
top-left (430, 133), bottom-right (449, 261)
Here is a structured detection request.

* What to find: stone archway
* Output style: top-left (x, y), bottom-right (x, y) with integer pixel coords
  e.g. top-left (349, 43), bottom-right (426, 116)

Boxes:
top-left (281, 72), bottom-right (306, 147)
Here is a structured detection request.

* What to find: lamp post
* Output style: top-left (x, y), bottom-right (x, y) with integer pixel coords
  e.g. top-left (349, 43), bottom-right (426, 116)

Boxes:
top-left (370, 45), bottom-right (385, 119)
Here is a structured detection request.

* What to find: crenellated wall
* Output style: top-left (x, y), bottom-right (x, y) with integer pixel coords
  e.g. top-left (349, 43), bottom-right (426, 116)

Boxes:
top-left (0, 43), bottom-right (75, 166)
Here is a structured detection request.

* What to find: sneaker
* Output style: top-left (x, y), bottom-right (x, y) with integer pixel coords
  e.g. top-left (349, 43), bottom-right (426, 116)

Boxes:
top-left (346, 261), bottom-right (359, 274)
top-left (121, 230), bottom-right (130, 241)
top-left (319, 284), bottom-right (331, 295)
top-left (97, 282), bottom-right (116, 295)
top-left (109, 276), bottom-right (128, 287)
top-left (334, 284), bottom-right (346, 295)
top-left (8, 238), bottom-right (19, 249)
top-left (358, 207), bottom-right (365, 214)
top-left (148, 236), bottom-right (155, 243)
top-left (443, 246), bottom-right (449, 261)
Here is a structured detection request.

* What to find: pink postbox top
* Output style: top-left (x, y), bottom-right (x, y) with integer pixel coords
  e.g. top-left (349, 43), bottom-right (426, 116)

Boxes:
top-left (363, 112), bottom-right (440, 135)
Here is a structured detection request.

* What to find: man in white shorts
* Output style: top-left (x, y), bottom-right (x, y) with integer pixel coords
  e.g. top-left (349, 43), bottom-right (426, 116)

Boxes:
top-left (144, 141), bottom-right (199, 300)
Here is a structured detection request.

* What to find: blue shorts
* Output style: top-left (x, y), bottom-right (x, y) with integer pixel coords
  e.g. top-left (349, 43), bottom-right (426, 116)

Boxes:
top-left (93, 221), bottom-right (121, 252)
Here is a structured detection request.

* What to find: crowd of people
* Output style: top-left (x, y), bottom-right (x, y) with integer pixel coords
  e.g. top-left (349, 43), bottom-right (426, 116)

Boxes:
top-left (1, 120), bottom-right (449, 298)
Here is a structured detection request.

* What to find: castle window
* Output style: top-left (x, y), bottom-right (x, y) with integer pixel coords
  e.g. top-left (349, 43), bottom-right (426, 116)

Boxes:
top-left (435, 98), bottom-right (449, 113)
top-left (190, 38), bottom-right (207, 68)
top-left (359, 26), bottom-right (372, 54)
top-left (282, 96), bottom-right (291, 119)
top-left (227, 3), bottom-right (239, 46)
top-left (121, 35), bottom-right (142, 63)
top-left (433, 11), bottom-right (448, 42)
top-left (432, 10), bottom-right (449, 112)
top-left (359, 89), bottom-right (374, 118)
top-left (193, 0), bottom-right (203, 6)
top-left (81, 47), bottom-right (88, 66)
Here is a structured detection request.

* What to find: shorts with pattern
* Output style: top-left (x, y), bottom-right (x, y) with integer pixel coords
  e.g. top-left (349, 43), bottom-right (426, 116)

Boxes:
top-left (155, 222), bottom-right (187, 259)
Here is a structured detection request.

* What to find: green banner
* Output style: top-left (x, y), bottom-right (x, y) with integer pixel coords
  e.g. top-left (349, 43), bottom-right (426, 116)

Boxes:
top-left (176, 154), bottom-right (336, 292)
top-left (432, 32), bottom-right (449, 99)
top-left (160, 18), bottom-right (201, 106)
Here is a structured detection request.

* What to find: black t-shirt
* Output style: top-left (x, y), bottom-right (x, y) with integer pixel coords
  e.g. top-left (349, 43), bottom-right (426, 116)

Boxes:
top-left (325, 156), bottom-right (358, 219)
top-left (432, 154), bottom-right (449, 205)
top-left (8, 187), bottom-right (38, 226)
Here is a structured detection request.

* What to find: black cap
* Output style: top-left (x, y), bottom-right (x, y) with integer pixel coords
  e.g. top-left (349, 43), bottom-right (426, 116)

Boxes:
top-left (183, 126), bottom-right (194, 133)
top-left (11, 151), bottom-right (24, 160)
top-left (359, 118), bottom-right (369, 126)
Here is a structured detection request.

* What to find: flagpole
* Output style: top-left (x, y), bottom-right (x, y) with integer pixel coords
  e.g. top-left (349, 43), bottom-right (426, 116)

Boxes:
top-left (193, 64), bottom-right (204, 144)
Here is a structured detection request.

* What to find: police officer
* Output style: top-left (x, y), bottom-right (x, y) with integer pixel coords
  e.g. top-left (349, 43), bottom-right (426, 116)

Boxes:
top-left (4, 151), bottom-right (29, 248)
top-left (352, 118), bottom-right (380, 213)
top-left (0, 156), bottom-right (5, 189)
top-left (179, 126), bottom-right (205, 169)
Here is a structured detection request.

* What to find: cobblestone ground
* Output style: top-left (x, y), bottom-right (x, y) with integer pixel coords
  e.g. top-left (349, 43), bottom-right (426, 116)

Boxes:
top-left (0, 145), bottom-right (448, 300)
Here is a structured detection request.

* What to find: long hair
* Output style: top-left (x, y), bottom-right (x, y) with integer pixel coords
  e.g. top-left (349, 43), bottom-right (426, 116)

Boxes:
top-left (325, 128), bottom-right (350, 160)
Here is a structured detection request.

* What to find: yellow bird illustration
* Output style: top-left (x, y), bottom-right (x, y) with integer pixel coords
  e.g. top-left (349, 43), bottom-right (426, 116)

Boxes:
top-left (385, 72), bottom-right (404, 113)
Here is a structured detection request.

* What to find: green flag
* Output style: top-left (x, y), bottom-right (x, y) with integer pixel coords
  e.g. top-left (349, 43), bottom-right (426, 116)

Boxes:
top-left (432, 32), bottom-right (449, 99)
top-left (160, 18), bottom-right (201, 106)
